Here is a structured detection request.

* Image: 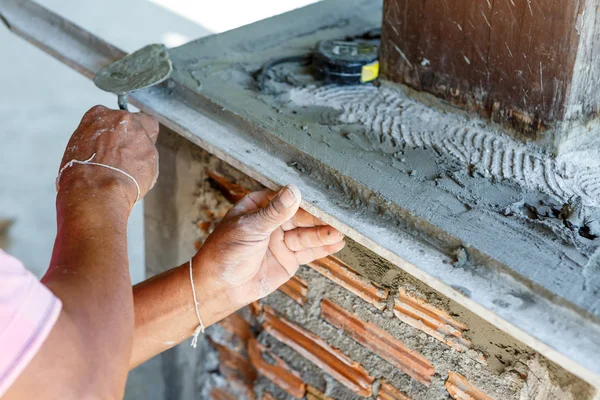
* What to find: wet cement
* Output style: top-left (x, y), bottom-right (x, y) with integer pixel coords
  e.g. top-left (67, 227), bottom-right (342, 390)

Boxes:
top-left (94, 43), bottom-right (172, 95)
top-left (153, 126), bottom-right (594, 400)
top-left (165, 0), bottom-right (600, 322)
top-left (150, 0), bottom-right (600, 387)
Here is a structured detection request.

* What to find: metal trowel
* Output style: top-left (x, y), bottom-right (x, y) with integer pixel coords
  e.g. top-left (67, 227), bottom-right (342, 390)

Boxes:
top-left (94, 44), bottom-right (172, 111)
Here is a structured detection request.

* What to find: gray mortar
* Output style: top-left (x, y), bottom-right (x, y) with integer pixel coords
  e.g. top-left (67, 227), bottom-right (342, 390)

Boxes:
top-left (261, 266), bottom-right (521, 400)
top-left (94, 43), bottom-right (172, 96)
top-left (139, 0), bottom-right (600, 391)
top-left (165, 0), bottom-right (600, 331)
top-left (286, 82), bottom-right (600, 210)
top-left (259, 332), bottom-right (329, 393)
top-left (154, 123), bottom-right (593, 400)
top-left (257, 265), bottom-right (593, 399)
top-left (338, 237), bottom-right (597, 399)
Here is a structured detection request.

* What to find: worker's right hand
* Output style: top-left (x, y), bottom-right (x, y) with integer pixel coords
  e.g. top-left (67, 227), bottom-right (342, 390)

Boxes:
top-left (57, 105), bottom-right (159, 210)
top-left (193, 185), bottom-right (345, 311)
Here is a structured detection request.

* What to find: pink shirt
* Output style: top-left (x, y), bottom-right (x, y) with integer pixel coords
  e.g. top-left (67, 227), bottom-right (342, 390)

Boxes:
top-left (0, 249), bottom-right (62, 397)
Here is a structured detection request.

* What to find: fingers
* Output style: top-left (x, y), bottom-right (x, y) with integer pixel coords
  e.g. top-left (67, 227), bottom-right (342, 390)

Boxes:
top-left (294, 240), bottom-right (346, 265)
top-left (227, 185), bottom-right (330, 237)
top-left (281, 208), bottom-right (328, 231)
top-left (268, 227), bottom-right (300, 278)
top-left (133, 112), bottom-right (159, 143)
top-left (284, 226), bottom-right (343, 252)
top-left (246, 185), bottom-right (301, 234)
top-left (227, 188), bottom-right (275, 217)
top-left (82, 105), bottom-right (159, 143)
top-left (82, 105), bottom-right (109, 121)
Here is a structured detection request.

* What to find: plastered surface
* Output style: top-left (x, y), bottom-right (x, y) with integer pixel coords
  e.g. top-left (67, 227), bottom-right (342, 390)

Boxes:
top-left (160, 0), bottom-right (600, 385)
top-left (167, 0), bottom-right (600, 319)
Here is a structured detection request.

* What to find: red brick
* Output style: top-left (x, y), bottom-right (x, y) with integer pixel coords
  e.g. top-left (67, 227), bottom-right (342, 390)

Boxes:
top-left (308, 256), bottom-right (389, 310)
top-left (208, 170), bottom-right (249, 203)
top-left (306, 385), bottom-right (334, 400)
top-left (279, 276), bottom-right (309, 306)
top-left (377, 381), bottom-right (412, 400)
top-left (394, 290), bottom-right (477, 357)
top-left (320, 299), bottom-right (434, 385)
top-left (198, 220), bottom-right (212, 234)
top-left (211, 341), bottom-right (257, 386)
top-left (262, 306), bottom-right (374, 397)
top-left (445, 371), bottom-right (494, 400)
top-left (218, 313), bottom-right (252, 345)
top-left (248, 337), bottom-right (306, 399)
top-left (249, 301), bottom-right (263, 317)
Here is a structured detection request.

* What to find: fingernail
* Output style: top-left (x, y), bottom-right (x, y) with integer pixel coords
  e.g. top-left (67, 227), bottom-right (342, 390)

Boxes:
top-left (279, 185), bottom-right (298, 208)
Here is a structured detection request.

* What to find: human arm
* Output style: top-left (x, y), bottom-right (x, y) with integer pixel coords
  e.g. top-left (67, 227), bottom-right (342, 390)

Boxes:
top-left (3, 106), bottom-right (159, 400)
top-left (3, 104), bottom-right (344, 399)
top-left (130, 185), bottom-right (345, 368)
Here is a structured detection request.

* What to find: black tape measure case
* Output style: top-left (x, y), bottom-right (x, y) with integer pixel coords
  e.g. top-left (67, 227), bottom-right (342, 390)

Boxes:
top-left (313, 40), bottom-right (380, 85)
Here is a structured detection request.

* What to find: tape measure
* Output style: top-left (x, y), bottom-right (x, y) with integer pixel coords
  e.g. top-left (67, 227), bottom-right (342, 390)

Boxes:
top-left (313, 40), bottom-right (380, 85)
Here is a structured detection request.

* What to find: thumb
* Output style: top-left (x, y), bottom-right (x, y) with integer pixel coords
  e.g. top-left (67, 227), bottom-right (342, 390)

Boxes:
top-left (250, 184), bottom-right (301, 233)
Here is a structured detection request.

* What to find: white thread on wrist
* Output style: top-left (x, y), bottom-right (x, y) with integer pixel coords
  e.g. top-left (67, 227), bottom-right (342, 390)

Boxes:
top-left (189, 259), bottom-right (205, 348)
top-left (56, 153), bottom-right (141, 203)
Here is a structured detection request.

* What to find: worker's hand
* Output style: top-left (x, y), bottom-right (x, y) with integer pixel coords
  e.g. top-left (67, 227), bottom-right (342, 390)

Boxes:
top-left (57, 105), bottom-right (159, 209)
top-left (194, 185), bottom-right (345, 307)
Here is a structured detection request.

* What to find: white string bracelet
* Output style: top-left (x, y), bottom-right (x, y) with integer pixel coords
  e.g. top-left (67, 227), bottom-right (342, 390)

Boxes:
top-left (189, 259), bottom-right (205, 348)
top-left (56, 153), bottom-right (141, 204)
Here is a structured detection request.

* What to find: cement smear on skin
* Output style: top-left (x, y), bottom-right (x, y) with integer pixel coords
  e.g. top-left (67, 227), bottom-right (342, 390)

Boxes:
top-left (288, 83), bottom-right (600, 210)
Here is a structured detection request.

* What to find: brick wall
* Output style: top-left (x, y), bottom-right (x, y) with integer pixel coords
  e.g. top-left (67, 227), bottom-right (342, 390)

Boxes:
top-left (190, 170), bottom-right (592, 400)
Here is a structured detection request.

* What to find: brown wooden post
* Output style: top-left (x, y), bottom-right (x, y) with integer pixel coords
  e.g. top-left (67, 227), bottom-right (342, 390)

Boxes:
top-left (380, 0), bottom-right (600, 139)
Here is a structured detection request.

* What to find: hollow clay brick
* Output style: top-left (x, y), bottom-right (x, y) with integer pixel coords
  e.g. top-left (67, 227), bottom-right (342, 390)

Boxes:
top-left (445, 371), bottom-right (494, 400)
top-left (308, 256), bottom-right (389, 310)
top-left (320, 299), bottom-right (434, 385)
top-left (248, 337), bottom-right (306, 399)
top-left (262, 306), bottom-right (375, 397)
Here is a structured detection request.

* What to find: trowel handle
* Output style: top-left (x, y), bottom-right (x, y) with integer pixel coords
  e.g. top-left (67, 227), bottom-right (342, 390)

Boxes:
top-left (117, 94), bottom-right (129, 111)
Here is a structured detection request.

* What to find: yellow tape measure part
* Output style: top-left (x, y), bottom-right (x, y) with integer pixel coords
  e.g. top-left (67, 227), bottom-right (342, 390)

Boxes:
top-left (361, 61), bottom-right (380, 83)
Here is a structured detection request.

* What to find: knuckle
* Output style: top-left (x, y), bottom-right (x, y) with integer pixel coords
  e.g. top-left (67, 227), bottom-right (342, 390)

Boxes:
top-left (261, 205), bottom-right (280, 224)
top-left (81, 105), bottom-right (105, 123)
top-left (316, 228), bottom-right (328, 244)
top-left (88, 105), bottom-right (107, 115)
top-left (240, 193), bottom-right (252, 204)
top-left (299, 231), bottom-right (312, 247)
top-left (117, 112), bottom-right (132, 124)
top-left (269, 199), bottom-right (284, 215)
top-left (235, 215), bottom-right (257, 233)
top-left (285, 232), bottom-right (300, 249)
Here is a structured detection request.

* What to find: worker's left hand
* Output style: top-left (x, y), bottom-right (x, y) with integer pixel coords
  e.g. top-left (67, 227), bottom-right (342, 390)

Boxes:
top-left (57, 105), bottom-right (159, 210)
top-left (193, 185), bottom-right (345, 307)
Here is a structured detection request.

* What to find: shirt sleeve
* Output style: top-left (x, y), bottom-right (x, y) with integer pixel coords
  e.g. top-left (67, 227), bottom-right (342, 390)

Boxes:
top-left (0, 249), bottom-right (62, 397)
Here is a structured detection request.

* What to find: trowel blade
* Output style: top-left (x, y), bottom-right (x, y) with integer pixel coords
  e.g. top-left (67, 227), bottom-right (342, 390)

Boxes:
top-left (94, 43), bottom-right (172, 96)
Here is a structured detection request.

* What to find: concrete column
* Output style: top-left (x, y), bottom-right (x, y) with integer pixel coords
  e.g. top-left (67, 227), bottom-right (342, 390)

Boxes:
top-left (380, 0), bottom-right (600, 140)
